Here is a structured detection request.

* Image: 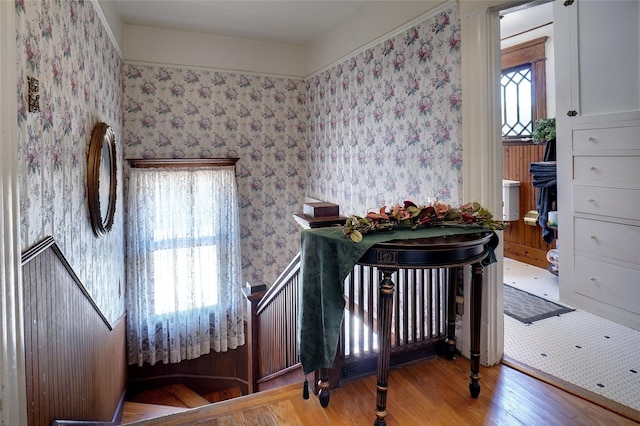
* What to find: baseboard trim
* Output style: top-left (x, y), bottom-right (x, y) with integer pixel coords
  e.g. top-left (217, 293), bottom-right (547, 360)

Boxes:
top-left (503, 242), bottom-right (549, 269)
top-left (51, 389), bottom-right (126, 426)
top-left (501, 356), bottom-right (640, 424)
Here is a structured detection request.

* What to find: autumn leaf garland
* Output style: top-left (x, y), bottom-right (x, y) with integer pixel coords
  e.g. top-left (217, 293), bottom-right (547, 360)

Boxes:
top-left (342, 200), bottom-right (507, 242)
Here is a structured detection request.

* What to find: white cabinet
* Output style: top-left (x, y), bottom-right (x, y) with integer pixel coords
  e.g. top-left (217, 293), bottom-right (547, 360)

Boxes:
top-left (555, 0), bottom-right (640, 330)
top-left (573, 218), bottom-right (640, 317)
top-left (574, 256), bottom-right (640, 316)
top-left (573, 156), bottom-right (640, 184)
top-left (573, 126), bottom-right (639, 152)
top-left (573, 184), bottom-right (639, 221)
top-left (564, 120), bottom-right (640, 330)
top-left (561, 1), bottom-right (639, 117)
top-left (574, 218), bottom-right (640, 267)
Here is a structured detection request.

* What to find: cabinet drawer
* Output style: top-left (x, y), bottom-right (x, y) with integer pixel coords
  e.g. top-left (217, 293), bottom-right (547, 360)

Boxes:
top-left (575, 256), bottom-right (640, 315)
top-left (575, 218), bottom-right (640, 265)
top-left (573, 185), bottom-right (640, 220)
top-left (573, 126), bottom-right (639, 151)
top-left (574, 156), bottom-right (640, 184)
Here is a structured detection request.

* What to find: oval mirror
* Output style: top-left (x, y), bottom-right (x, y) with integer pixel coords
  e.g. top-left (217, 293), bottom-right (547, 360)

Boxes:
top-left (87, 122), bottom-right (117, 237)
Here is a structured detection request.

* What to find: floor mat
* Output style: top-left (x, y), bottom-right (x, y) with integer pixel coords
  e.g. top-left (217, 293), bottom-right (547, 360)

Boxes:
top-left (503, 283), bottom-right (574, 323)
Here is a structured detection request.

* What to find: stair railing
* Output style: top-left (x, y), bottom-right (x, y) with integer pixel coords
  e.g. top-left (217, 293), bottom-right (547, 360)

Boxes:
top-left (245, 252), bottom-right (451, 393)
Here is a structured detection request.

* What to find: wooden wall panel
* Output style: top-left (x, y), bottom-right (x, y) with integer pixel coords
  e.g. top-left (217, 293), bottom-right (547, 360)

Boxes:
top-left (126, 343), bottom-right (249, 397)
top-left (502, 142), bottom-right (555, 268)
top-left (22, 238), bottom-right (126, 426)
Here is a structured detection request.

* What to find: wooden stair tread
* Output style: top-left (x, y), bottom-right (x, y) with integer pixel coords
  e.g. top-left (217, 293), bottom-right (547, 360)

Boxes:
top-left (164, 384), bottom-right (211, 407)
top-left (125, 385), bottom-right (245, 423)
top-left (130, 383), bottom-right (211, 408)
top-left (123, 382), bottom-right (304, 425)
top-left (203, 386), bottom-right (243, 403)
top-left (122, 401), bottom-right (190, 424)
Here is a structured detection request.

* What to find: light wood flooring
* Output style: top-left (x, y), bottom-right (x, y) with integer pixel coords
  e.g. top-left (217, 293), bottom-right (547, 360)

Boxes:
top-left (123, 356), bottom-right (639, 425)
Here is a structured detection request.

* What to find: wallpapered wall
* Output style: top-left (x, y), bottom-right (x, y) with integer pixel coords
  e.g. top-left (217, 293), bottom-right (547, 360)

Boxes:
top-left (14, 0), bottom-right (462, 307)
top-left (15, 0), bottom-right (125, 325)
top-left (306, 5), bottom-right (462, 216)
top-left (123, 5), bottom-right (461, 288)
top-left (122, 67), bottom-right (307, 287)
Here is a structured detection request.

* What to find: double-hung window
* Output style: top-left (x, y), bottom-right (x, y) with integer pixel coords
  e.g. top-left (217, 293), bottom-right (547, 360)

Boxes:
top-left (126, 159), bottom-right (244, 366)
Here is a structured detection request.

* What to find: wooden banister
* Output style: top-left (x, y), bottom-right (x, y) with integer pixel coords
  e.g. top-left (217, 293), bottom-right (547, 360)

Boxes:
top-left (256, 253), bottom-right (300, 315)
top-left (247, 249), bottom-right (451, 393)
top-left (243, 285), bottom-right (267, 394)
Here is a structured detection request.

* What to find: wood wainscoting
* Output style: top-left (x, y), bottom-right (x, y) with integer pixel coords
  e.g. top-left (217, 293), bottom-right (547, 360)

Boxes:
top-left (126, 343), bottom-right (249, 399)
top-left (503, 141), bottom-right (555, 268)
top-left (22, 237), bottom-right (127, 426)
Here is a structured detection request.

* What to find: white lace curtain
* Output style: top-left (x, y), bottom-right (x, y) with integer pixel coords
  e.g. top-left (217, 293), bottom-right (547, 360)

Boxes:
top-left (126, 165), bottom-right (245, 366)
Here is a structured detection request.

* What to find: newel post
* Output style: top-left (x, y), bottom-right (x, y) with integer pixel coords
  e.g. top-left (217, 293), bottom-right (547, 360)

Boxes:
top-left (243, 284), bottom-right (267, 394)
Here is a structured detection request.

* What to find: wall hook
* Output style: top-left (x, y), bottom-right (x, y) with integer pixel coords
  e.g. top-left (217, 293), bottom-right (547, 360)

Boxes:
top-left (27, 76), bottom-right (40, 113)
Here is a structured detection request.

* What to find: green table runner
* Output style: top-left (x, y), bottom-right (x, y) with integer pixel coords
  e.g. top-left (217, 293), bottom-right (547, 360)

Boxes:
top-left (298, 225), bottom-right (498, 375)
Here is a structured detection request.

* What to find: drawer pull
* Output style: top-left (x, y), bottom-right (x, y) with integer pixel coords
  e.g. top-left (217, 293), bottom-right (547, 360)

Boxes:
top-left (588, 199), bottom-right (596, 203)
top-left (590, 235), bottom-right (597, 240)
top-left (588, 136), bottom-right (597, 142)
top-left (590, 166), bottom-right (597, 171)
top-left (590, 277), bottom-right (598, 282)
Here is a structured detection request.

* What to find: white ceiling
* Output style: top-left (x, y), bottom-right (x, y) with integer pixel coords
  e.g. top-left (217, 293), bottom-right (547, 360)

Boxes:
top-left (500, 1), bottom-right (553, 39)
top-left (112, 0), bottom-right (368, 46)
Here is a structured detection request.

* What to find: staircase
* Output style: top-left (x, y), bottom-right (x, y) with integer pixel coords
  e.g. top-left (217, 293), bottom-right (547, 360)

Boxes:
top-left (123, 212), bottom-right (452, 423)
top-left (122, 384), bottom-right (243, 424)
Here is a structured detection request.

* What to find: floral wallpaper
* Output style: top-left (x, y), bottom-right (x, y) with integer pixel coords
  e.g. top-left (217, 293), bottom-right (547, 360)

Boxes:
top-left (123, 6), bottom-right (461, 289)
top-left (15, 0), bottom-right (125, 325)
top-left (122, 66), bottom-right (307, 287)
top-left (13, 0), bottom-right (462, 306)
top-left (305, 6), bottom-right (462, 216)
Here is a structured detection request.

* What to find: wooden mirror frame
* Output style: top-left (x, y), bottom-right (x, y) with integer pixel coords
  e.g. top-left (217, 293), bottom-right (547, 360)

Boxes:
top-left (87, 122), bottom-right (117, 237)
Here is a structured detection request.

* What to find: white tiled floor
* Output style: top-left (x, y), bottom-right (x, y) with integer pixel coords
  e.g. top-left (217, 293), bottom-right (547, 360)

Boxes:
top-left (503, 258), bottom-right (640, 412)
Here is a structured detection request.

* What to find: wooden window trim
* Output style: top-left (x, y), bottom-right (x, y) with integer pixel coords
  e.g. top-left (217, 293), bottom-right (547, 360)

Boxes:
top-left (501, 36), bottom-right (548, 69)
top-left (127, 158), bottom-right (239, 168)
top-left (501, 36), bottom-right (548, 142)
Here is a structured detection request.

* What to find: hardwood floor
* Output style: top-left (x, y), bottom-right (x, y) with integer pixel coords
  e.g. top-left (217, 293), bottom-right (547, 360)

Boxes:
top-left (123, 356), bottom-right (639, 425)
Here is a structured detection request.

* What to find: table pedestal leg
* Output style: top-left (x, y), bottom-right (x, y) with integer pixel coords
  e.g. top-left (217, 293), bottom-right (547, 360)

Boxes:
top-left (445, 266), bottom-right (462, 360)
top-left (469, 262), bottom-right (483, 398)
top-left (374, 268), bottom-right (396, 426)
top-left (318, 368), bottom-right (330, 407)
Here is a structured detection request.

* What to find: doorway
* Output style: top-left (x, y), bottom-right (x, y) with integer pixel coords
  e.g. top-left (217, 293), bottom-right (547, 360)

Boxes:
top-left (499, 0), bottom-right (563, 393)
top-left (497, 2), bottom-right (640, 416)
top-left (500, 2), bottom-right (556, 270)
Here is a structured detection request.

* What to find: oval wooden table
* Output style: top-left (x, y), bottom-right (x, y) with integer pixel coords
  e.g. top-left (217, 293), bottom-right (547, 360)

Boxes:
top-left (316, 230), bottom-right (495, 426)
